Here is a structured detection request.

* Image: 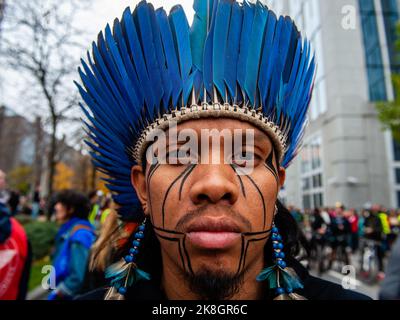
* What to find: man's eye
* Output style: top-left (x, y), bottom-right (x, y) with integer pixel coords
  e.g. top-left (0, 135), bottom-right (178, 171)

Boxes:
top-left (231, 152), bottom-right (259, 167)
top-left (166, 150), bottom-right (198, 165)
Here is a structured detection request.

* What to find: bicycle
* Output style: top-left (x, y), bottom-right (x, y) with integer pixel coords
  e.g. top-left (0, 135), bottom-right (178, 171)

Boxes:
top-left (358, 238), bottom-right (380, 284)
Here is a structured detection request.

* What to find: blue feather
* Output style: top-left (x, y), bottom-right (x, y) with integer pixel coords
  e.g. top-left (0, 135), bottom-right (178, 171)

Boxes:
top-left (133, 1), bottom-right (164, 111)
top-left (237, 1), bottom-right (255, 99)
top-left (122, 7), bottom-right (155, 111)
top-left (94, 33), bottom-right (137, 125)
top-left (259, 10), bottom-right (277, 111)
top-left (149, 7), bottom-right (172, 108)
top-left (244, 1), bottom-right (268, 106)
top-left (190, 0), bottom-right (208, 72)
top-left (104, 24), bottom-right (140, 112)
top-left (213, 0), bottom-right (232, 99)
top-left (105, 259), bottom-right (151, 290)
top-left (156, 8), bottom-right (182, 107)
top-left (256, 265), bottom-right (278, 288)
top-left (113, 18), bottom-right (145, 110)
top-left (84, 51), bottom-right (136, 135)
top-left (224, 1), bottom-right (243, 101)
top-left (203, 0), bottom-right (218, 99)
top-left (169, 5), bottom-right (193, 106)
top-left (281, 269), bottom-right (304, 291)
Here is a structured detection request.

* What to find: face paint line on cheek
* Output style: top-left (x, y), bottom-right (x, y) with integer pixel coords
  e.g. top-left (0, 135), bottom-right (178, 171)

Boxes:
top-left (154, 227), bottom-right (193, 275)
top-left (178, 164), bottom-right (197, 201)
top-left (230, 164), bottom-right (246, 198)
top-left (161, 165), bottom-right (198, 228)
top-left (264, 149), bottom-right (280, 187)
top-left (244, 175), bottom-right (267, 230)
top-left (237, 231), bottom-right (271, 275)
top-left (146, 163), bottom-right (161, 222)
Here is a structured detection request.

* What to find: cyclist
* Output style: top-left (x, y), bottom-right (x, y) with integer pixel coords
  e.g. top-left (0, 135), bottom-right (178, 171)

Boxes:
top-left (328, 204), bottom-right (351, 269)
top-left (360, 204), bottom-right (385, 281)
top-left (309, 208), bottom-right (330, 273)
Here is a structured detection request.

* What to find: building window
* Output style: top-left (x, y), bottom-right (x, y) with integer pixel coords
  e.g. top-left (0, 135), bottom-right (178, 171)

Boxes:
top-left (313, 193), bottom-right (323, 208)
top-left (300, 135), bottom-right (324, 209)
top-left (359, 0), bottom-right (387, 101)
top-left (303, 195), bottom-right (311, 210)
top-left (396, 168), bottom-right (400, 184)
top-left (381, 0), bottom-right (400, 74)
top-left (397, 190), bottom-right (400, 207)
top-left (393, 139), bottom-right (400, 161)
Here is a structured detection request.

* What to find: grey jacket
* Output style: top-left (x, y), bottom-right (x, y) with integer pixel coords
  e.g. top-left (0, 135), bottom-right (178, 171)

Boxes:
top-left (380, 236), bottom-right (400, 300)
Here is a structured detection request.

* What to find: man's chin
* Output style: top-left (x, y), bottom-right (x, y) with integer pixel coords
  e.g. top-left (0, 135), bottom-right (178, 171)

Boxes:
top-left (185, 267), bottom-right (244, 300)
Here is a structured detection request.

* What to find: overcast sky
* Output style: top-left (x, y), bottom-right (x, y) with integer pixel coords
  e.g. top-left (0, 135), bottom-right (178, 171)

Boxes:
top-left (0, 1), bottom-right (198, 142)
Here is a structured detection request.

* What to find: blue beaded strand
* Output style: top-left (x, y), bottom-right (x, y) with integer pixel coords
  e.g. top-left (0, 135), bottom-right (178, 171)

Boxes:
top-left (118, 218), bottom-right (147, 295)
top-left (271, 223), bottom-right (290, 296)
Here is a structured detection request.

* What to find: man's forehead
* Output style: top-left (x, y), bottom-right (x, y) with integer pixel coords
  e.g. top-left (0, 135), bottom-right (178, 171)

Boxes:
top-left (164, 118), bottom-right (273, 146)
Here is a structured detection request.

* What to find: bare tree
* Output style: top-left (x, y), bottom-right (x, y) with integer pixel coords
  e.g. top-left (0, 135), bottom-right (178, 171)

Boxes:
top-left (0, 0), bottom-right (5, 27)
top-left (0, 0), bottom-right (91, 208)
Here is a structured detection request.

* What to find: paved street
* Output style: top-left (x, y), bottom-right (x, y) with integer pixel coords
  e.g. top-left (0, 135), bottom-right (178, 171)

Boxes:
top-left (309, 252), bottom-right (381, 300)
top-left (311, 269), bottom-right (380, 300)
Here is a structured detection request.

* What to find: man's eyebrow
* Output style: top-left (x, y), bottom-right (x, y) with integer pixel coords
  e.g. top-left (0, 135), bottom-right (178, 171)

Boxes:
top-left (240, 131), bottom-right (271, 153)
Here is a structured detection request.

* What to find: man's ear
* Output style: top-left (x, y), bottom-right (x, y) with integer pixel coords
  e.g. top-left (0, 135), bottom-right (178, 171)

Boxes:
top-left (131, 165), bottom-right (148, 214)
top-left (278, 167), bottom-right (286, 189)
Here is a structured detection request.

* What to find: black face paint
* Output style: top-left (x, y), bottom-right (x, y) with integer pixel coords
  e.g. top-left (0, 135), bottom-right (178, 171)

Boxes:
top-left (153, 225), bottom-right (194, 275)
top-left (146, 149), bottom-right (278, 282)
top-left (161, 164), bottom-right (196, 227)
top-left (264, 148), bottom-right (279, 186)
top-left (152, 224), bottom-right (271, 277)
top-left (179, 164), bottom-right (197, 200)
top-left (146, 162), bottom-right (161, 223)
top-left (245, 175), bottom-right (267, 230)
top-left (230, 164), bottom-right (247, 198)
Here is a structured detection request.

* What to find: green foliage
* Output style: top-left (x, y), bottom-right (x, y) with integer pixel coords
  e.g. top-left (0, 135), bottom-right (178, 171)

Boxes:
top-left (376, 24), bottom-right (400, 143)
top-left (28, 256), bottom-right (51, 292)
top-left (7, 165), bottom-right (33, 195)
top-left (23, 220), bottom-right (59, 261)
top-left (376, 74), bottom-right (400, 142)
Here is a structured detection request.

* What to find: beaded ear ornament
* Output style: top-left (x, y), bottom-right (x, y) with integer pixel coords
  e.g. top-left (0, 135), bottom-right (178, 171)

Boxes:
top-left (256, 208), bottom-right (306, 300)
top-left (104, 218), bottom-right (151, 300)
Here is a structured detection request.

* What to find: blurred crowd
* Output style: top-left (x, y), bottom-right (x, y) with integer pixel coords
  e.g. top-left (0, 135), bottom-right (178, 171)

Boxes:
top-left (1, 167), bottom-right (400, 300)
top-left (289, 203), bottom-right (400, 299)
top-left (0, 168), bottom-right (118, 300)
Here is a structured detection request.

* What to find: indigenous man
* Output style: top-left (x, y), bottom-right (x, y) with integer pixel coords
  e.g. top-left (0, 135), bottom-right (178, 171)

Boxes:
top-left (78, 0), bottom-right (369, 300)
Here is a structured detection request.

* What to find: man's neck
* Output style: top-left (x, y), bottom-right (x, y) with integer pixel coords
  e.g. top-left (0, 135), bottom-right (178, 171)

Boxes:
top-left (161, 257), bottom-right (266, 300)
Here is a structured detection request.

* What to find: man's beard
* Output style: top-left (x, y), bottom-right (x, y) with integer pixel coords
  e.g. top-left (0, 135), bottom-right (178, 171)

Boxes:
top-left (184, 268), bottom-right (244, 300)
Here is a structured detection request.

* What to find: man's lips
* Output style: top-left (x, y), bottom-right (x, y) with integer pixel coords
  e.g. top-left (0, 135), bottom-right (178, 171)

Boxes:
top-left (187, 232), bottom-right (241, 249)
top-left (184, 218), bottom-right (242, 250)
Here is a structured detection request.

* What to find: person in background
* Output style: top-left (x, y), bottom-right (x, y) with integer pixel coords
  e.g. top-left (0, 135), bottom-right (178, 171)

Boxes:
top-left (8, 190), bottom-right (20, 216)
top-left (379, 235), bottom-right (400, 300)
top-left (288, 205), bottom-right (304, 226)
top-left (99, 197), bottom-right (113, 226)
top-left (88, 190), bottom-right (103, 230)
top-left (48, 190), bottom-right (96, 300)
top-left (362, 205), bottom-right (385, 280)
top-left (0, 169), bottom-right (32, 300)
top-left (84, 208), bottom-right (135, 292)
top-left (345, 208), bottom-right (359, 253)
top-left (387, 209), bottom-right (400, 249)
top-left (320, 207), bottom-right (331, 226)
top-left (329, 205), bottom-right (351, 267)
top-left (31, 185), bottom-right (41, 219)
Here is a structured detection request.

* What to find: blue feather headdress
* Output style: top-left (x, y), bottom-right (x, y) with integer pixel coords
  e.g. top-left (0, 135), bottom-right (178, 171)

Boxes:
top-left (77, 0), bottom-right (316, 221)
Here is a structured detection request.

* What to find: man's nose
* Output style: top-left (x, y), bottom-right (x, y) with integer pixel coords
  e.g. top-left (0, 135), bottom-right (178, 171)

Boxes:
top-left (189, 164), bottom-right (240, 205)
